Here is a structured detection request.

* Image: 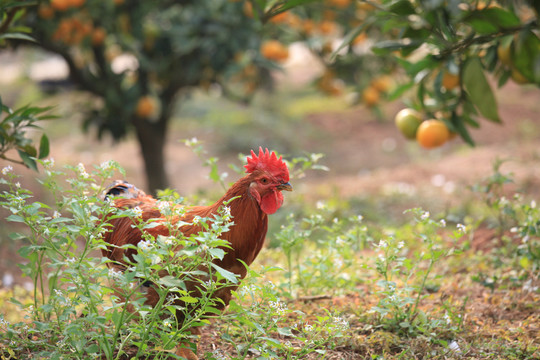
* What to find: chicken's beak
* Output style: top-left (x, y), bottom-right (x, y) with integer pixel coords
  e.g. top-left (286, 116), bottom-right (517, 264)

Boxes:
top-left (277, 182), bottom-right (293, 192)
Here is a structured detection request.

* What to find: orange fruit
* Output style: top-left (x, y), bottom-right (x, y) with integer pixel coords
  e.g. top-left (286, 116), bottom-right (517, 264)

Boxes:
top-left (260, 40), bottom-right (289, 62)
top-left (51, 0), bottom-right (70, 11)
top-left (91, 27), bottom-right (107, 46)
top-left (319, 20), bottom-right (337, 35)
top-left (38, 5), bottom-right (55, 19)
top-left (352, 32), bottom-right (367, 45)
top-left (243, 1), bottom-right (253, 17)
top-left (416, 120), bottom-right (450, 148)
top-left (371, 75), bottom-right (393, 93)
top-left (326, 0), bottom-right (351, 8)
top-left (362, 86), bottom-right (380, 107)
top-left (269, 11), bottom-right (289, 23)
top-left (135, 96), bottom-right (157, 118)
top-left (395, 108), bottom-right (422, 139)
top-left (68, 0), bottom-right (85, 7)
top-left (442, 71), bottom-right (459, 90)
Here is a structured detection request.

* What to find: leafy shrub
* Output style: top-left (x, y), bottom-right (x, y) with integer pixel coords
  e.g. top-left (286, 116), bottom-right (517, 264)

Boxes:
top-left (0, 160), bottom-right (238, 359)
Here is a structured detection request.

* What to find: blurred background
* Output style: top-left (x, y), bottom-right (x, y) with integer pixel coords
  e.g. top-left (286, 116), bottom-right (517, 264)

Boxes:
top-left (1, 0), bottom-right (539, 290)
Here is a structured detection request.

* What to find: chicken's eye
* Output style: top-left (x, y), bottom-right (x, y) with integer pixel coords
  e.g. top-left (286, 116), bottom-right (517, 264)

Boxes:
top-left (260, 177), bottom-right (269, 184)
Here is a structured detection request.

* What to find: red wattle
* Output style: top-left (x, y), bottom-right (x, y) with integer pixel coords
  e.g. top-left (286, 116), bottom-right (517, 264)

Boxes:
top-left (260, 190), bottom-right (284, 215)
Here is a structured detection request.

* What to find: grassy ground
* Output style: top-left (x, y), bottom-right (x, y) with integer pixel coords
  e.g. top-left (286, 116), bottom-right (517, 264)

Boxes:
top-left (1, 57), bottom-right (539, 358)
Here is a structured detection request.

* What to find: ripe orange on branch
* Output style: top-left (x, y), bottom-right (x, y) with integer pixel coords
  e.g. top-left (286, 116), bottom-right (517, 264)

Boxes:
top-left (362, 86), bottom-right (380, 107)
top-left (442, 71), bottom-right (459, 90)
top-left (261, 40), bottom-right (289, 62)
top-left (51, 0), bottom-right (70, 11)
top-left (416, 120), bottom-right (450, 148)
top-left (135, 96), bottom-right (158, 119)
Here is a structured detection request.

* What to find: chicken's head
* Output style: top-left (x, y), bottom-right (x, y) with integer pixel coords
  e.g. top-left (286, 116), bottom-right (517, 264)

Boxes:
top-left (245, 147), bottom-right (292, 215)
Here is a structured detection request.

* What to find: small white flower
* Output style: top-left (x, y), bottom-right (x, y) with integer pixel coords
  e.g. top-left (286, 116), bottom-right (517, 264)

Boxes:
top-left (397, 241), bottom-right (405, 249)
top-left (421, 211), bottom-right (430, 220)
top-left (157, 201), bottom-right (170, 212)
top-left (269, 300), bottom-right (287, 315)
top-left (138, 240), bottom-right (153, 251)
top-left (304, 324), bottom-right (314, 332)
top-left (531, 200), bottom-right (537, 209)
top-left (457, 223), bottom-right (467, 233)
top-left (53, 211), bottom-right (61, 219)
top-left (333, 258), bottom-right (344, 268)
top-left (100, 160), bottom-right (113, 170)
top-left (43, 158), bottom-right (55, 169)
top-left (440, 219), bottom-right (446, 227)
top-left (377, 240), bottom-right (388, 249)
top-left (164, 236), bottom-right (175, 245)
top-left (448, 340), bottom-right (461, 353)
top-left (108, 268), bottom-right (121, 278)
top-left (316, 201), bottom-right (326, 210)
top-left (132, 206), bottom-right (143, 217)
top-left (444, 312), bottom-right (452, 324)
top-left (222, 206), bottom-right (231, 217)
top-left (333, 217), bottom-right (339, 224)
top-left (357, 214), bottom-right (364, 222)
top-left (15, 182), bottom-right (20, 188)
top-left (2, 165), bottom-right (13, 175)
top-left (66, 257), bottom-right (76, 264)
top-left (163, 319), bottom-right (172, 328)
top-left (332, 316), bottom-right (349, 331)
top-left (77, 163), bottom-right (89, 178)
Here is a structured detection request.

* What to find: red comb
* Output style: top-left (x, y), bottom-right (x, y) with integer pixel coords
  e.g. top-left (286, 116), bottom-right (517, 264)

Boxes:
top-left (245, 147), bottom-right (289, 181)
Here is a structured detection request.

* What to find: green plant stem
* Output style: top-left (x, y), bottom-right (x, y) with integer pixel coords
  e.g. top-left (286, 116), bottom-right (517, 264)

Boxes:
top-left (409, 257), bottom-right (434, 321)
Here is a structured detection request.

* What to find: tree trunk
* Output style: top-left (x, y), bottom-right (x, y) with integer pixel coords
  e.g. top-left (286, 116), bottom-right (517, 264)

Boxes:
top-left (133, 116), bottom-right (169, 195)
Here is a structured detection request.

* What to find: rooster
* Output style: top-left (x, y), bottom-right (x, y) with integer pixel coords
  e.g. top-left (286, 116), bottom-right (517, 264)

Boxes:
top-left (101, 147), bottom-right (292, 359)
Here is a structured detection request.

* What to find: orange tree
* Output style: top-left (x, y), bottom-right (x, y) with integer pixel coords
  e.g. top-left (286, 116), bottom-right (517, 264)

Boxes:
top-left (266, 0), bottom-right (539, 145)
top-left (7, 0), bottom-right (539, 191)
top-left (14, 0), bottom-right (306, 193)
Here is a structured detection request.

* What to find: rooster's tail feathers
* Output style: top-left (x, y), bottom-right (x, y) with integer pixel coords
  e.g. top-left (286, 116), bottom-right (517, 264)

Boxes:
top-left (103, 180), bottom-right (147, 200)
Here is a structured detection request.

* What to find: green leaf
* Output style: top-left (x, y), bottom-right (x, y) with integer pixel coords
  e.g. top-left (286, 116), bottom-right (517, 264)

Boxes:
top-left (451, 112), bottom-right (475, 146)
top-left (0, 33), bottom-right (36, 42)
top-left (463, 57), bottom-right (500, 123)
top-left (465, 8), bottom-right (521, 35)
top-left (158, 275), bottom-right (185, 288)
top-left (210, 263), bottom-right (238, 284)
top-left (513, 30), bottom-right (540, 82)
top-left (38, 134), bottom-right (49, 159)
top-left (17, 150), bottom-right (37, 171)
top-left (388, 0), bottom-right (416, 15)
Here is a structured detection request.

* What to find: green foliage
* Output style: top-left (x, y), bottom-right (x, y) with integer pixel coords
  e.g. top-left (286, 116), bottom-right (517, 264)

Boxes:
top-left (369, 209), bottom-right (464, 339)
top-left (1, 2), bottom-right (53, 169)
top-left (0, 97), bottom-right (54, 170)
top-left (0, 0), bottom-right (35, 43)
top-left (0, 160), bottom-right (241, 359)
top-left (0, 155), bottom-right (539, 358)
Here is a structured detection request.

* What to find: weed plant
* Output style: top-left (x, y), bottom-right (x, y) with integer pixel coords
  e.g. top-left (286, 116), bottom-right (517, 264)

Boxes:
top-left (0, 156), bottom-right (538, 359)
